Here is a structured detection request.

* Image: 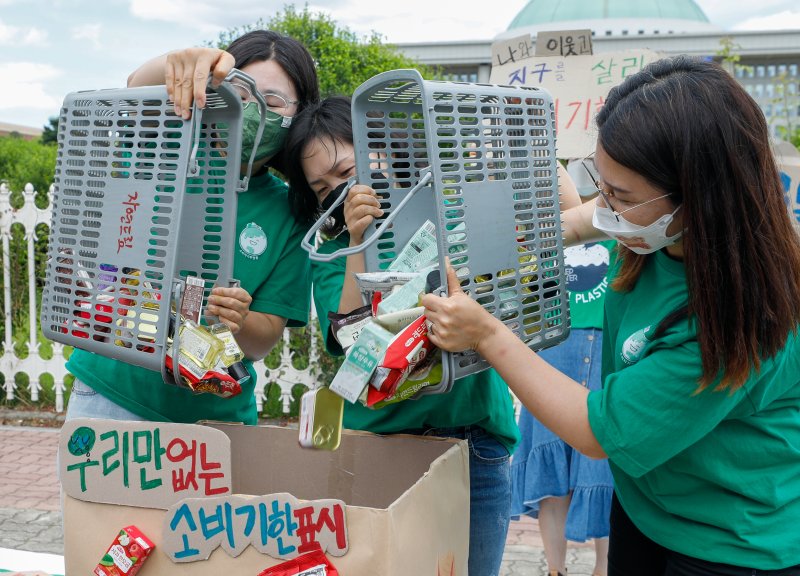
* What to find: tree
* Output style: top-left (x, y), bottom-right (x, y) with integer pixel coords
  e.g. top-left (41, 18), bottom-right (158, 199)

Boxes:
top-left (40, 116), bottom-right (59, 146)
top-left (207, 5), bottom-right (437, 97)
top-left (0, 136), bottom-right (57, 199)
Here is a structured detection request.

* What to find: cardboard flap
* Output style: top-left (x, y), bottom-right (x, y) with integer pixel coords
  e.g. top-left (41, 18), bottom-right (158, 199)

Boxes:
top-left (207, 423), bottom-right (458, 508)
top-left (59, 418), bottom-right (232, 509)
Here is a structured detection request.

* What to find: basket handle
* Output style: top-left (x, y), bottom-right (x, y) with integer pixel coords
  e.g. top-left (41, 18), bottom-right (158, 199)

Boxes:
top-left (302, 168), bottom-right (433, 262)
top-left (225, 69), bottom-right (267, 191)
top-left (161, 279), bottom-right (185, 387)
top-left (185, 69), bottom-right (267, 191)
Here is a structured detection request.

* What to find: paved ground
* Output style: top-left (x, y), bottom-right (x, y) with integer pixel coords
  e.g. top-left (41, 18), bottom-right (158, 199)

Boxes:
top-left (0, 425), bottom-right (601, 575)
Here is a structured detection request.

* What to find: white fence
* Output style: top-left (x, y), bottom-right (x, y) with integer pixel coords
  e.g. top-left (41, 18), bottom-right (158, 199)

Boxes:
top-left (0, 182), bottom-right (318, 414)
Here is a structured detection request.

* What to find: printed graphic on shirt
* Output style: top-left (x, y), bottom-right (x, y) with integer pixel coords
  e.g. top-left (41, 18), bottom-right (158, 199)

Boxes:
top-left (565, 243), bottom-right (610, 303)
top-left (239, 222), bottom-right (268, 260)
top-left (621, 325), bottom-right (652, 365)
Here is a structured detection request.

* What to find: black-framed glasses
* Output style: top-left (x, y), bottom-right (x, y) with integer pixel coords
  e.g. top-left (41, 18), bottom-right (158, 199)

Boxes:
top-left (580, 154), bottom-right (672, 222)
top-left (230, 80), bottom-right (298, 114)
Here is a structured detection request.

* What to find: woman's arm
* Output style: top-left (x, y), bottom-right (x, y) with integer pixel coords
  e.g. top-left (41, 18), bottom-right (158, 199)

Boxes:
top-left (558, 162), bottom-right (582, 211)
top-left (422, 264), bottom-right (605, 457)
top-left (205, 286), bottom-right (287, 361)
top-left (337, 184), bottom-right (384, 313)
top-left (235, 311), bottom-right (288, 361)
top-left (563, 201), bottom-right (605, 247)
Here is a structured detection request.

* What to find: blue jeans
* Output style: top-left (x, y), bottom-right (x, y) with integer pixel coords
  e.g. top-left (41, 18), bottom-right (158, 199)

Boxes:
top-left (414, 425), bottom-right (512, 576)
top-left (65, 379), bottom-right (146, 421)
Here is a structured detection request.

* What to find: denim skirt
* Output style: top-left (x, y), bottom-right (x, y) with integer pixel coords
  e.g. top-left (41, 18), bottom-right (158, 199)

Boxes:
top-left (510, 328), bottom-right (614, 541)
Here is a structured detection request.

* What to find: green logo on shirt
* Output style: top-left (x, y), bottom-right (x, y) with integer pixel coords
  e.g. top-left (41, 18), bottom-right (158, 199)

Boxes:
top-left (239, 222), bottom-right (268, 260)
top-left (621, 325), bottom-right (652, 365)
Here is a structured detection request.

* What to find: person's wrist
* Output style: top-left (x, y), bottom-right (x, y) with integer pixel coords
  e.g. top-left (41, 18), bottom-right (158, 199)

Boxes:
top-left (475, 314), bottom-right (505, 357)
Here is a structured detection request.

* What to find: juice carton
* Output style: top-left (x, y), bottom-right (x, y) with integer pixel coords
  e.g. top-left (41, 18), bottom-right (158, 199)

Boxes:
top-left (94, 525), bottom-right (155, 576)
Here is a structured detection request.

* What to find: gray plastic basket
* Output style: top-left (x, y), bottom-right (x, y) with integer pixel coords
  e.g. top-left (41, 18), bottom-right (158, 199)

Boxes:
top-left (41, 71), bottom-right (267, 385)
top-left (303, 69), bottom-right (570, 396)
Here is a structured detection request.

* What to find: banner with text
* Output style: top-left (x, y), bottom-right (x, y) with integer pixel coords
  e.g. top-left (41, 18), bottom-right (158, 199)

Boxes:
top-left (163, 494), bottom-right (349, 563)
top-left (59, 418), bottom-right (232, 509)
top-left (490, 49), bottom-right (662, 158)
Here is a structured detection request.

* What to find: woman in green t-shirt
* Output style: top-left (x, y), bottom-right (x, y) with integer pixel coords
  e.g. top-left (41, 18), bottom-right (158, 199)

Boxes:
top-left (283, 96), bottom-right (542, 576)
top-left (423, 56), bottom-right (800, 574)
top-left (65, 31), bottom-right (319, 425)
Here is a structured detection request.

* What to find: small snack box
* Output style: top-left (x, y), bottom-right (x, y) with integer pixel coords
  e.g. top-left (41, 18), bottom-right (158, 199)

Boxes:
top-left (95, 525), bottom-right (155, 576)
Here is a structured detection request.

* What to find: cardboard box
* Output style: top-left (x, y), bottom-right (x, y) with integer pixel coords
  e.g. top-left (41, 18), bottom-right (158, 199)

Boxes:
top-left (60, 419), bottom-right (469, 575)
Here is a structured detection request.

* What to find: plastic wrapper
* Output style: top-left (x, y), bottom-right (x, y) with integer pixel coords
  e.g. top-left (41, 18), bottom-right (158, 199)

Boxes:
top-left (367, 314), bottom-right (434, 405)
top-left (354, 271), bottom-right (417, 314)
top-left (256, 544), bottom-right (339, 575)
top-left (328, 305), bottom-right (373, 352)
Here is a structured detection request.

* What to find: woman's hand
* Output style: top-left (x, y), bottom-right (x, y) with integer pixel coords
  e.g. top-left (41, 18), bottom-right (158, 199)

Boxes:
top-left (421, 263), bottom-right (501, 353)
top-left (164, 47), bottom-right (235, 119)
top-left (345, 184), bottom-right (383, 245)
top-left (206, 286), bottom-right (252, 334)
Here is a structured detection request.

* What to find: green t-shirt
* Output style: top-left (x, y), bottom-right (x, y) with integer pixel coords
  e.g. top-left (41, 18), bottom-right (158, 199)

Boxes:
top-left (587, 249), bottom-right (800, 569)
top-left (312, 233), bottom-right (520, 453)
top-left (564, 240), bottom-right (615, 329)
top-left (67, 172), bottom-right (311, 425)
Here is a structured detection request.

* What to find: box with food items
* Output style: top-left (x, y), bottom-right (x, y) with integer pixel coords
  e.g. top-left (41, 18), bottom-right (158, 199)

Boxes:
top-left (61, 418), bottom-right (469, 575)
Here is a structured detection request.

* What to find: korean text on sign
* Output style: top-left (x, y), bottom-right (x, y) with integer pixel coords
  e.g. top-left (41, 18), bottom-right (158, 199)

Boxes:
top-left (59, 419), bottom-right (233, 510)
top-left (164, 494), bottom-right (349, 562)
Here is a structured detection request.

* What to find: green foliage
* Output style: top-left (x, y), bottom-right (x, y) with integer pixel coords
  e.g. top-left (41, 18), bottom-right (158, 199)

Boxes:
top-left (777, 125), bottom-right (800, 150)
top-left (0, 136), bottom-right (57, 198)
top-left (207, 5), bottom-right (437, 97)
top-left (40, 116), bottom-right (59, 146)
top-left (770, 71), bottom-right (798, 142)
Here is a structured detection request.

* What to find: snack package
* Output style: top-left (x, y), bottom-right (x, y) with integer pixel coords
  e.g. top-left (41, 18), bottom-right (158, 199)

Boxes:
top-left (164, 352), bottom-right (243, 398)
top-left (375, 270), bottom-right (429, 316)
top-left (367, 314), bottom-right (434, 403)
top-left (373, 306), bottom-right (424, 333)
top-left (329, 322), bottom-right (393, 403)
top-left (256, 543), bottom-right (339, 575)
top-left (354, 271), bottom-right (417, 314)
top-left (387, 220), bottom-right (438, 272)
top-left (327, 305), bottom-right (373, 352)
top-left (94, 525), bottom-right (155, 576)
top-left (369, 350), bottom-right (443, 409)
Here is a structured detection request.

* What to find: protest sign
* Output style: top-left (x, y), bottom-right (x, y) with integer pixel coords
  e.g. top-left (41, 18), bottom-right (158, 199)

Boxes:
top-left (59, 418), bottom-right (232, 509)
top-left (491, 33), bottom-right (534, 67)
top-left (535, 29), bottom-right (593, 57)
top-left (490, 49), bottom-right (662, 158)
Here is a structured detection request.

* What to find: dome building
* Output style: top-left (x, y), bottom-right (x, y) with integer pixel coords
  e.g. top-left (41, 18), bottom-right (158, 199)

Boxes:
top-left (499, 0), bottom-right (719, 39)
top-left (397, 1), bottom-right (800, 137)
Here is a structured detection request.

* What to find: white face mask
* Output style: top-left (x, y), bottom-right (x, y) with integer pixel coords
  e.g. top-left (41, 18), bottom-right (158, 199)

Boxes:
top-left (592, 204), bottom-right (683, 254)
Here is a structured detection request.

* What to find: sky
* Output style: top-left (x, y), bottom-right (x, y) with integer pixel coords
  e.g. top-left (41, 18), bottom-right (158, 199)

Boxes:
top-left (2, 0), bottom-right (799, 130)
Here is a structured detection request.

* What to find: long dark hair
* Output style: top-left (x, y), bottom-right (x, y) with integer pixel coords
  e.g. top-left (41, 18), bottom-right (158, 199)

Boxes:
top-left (596, 55), bottom-right (800, 390)
top-left (284, 96), bottom-right (354, 226)
top-left (227, 30), bottom-right (320, 173)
